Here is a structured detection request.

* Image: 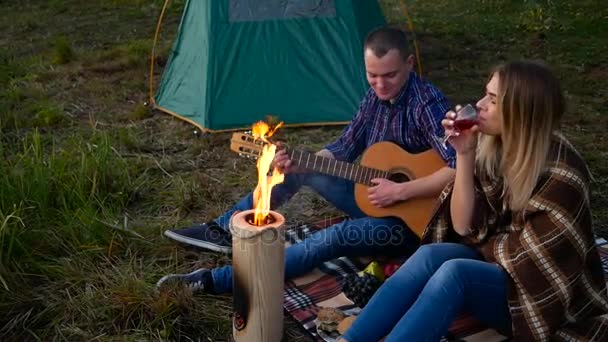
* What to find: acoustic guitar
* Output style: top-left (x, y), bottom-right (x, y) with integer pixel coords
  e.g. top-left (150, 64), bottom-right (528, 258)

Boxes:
top-left (229, 133), bottom-right (446, 237)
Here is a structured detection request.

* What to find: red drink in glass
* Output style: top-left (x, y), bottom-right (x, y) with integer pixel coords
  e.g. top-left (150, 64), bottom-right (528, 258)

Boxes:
top-left (437, 104), bottom-right (478, 147)
top-left (453, 119), bottom-right (477, 131)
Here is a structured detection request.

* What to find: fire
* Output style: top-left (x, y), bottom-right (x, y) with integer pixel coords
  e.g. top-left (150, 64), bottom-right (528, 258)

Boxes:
top-left (251, 120), bottom-right (284, 225)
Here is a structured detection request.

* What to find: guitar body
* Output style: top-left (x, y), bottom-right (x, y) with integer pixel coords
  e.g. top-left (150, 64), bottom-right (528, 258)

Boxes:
top-left (354, 142), bottom-right (446, 237)
top-left (229, 133), bottom-right (446, 238)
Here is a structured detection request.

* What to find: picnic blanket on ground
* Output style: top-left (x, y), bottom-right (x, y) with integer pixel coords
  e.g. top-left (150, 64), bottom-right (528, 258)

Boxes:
top-left (282, 218), bottom-right (608, 342)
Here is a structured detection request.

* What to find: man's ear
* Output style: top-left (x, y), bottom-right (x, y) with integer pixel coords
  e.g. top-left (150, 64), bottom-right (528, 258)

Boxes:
top-left (406, 54), bottom-right (415, 69)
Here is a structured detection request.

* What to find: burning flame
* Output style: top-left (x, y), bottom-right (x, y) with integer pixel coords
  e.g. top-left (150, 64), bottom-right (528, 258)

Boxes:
top-left (251, 120), bottom-right (284, 225)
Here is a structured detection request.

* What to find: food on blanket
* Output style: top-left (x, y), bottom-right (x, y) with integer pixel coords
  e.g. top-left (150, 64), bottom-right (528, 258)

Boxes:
top-left (359, 261), bottom-right (385, 281)
top-left (337, 315), bottom-right (357, 335)
top-left (383, 262), bottom-right (401, 278)
top-left (342, 273), bottom-right (382, 308)
top-left (316, 307), bottom-right (346, 333)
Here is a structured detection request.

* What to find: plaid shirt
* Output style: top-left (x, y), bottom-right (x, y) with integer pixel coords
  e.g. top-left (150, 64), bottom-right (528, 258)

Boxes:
top-left (325, 72), bottom-right (455, 167)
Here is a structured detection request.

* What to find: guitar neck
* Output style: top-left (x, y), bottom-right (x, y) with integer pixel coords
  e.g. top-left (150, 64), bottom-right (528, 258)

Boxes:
top-left (288, 149), bottom-right (389, 185)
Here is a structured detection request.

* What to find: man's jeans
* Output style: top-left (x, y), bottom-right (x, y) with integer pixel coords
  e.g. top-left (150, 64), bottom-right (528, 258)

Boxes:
top-left (210, 172), bottom-right (419, 294)
top-left (342, 243), bottom-right (512, 342)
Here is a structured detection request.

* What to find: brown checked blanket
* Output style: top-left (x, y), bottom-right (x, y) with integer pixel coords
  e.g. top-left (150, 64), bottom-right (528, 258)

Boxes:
top-left (282, 219), bottom-right (608, 341)
top-left (282, 217), bottom-right (507, 341)
top-left (423, 135), bottom-right (608, 341)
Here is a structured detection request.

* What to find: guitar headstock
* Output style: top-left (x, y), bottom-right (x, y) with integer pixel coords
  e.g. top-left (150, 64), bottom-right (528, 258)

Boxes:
top-left (230, 132), bottom-right (263, 160)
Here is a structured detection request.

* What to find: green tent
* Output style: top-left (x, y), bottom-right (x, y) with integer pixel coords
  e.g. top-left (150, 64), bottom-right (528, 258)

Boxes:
top-left (151, 0), bottom-right (386, 132)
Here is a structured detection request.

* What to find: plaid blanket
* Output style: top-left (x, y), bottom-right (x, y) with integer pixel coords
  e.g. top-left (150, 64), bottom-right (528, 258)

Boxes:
top-left (282, 218), bottom-right (608, 342)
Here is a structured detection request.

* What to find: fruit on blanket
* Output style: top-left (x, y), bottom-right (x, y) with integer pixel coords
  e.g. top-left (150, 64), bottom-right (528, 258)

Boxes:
top-left (337, 315), bottom-right (357, 335)
top-left (342, 273), bottom-right (382, 308)
top-left (317, 307), bottom-right (346, 333)
top-left (383, 262), bottom-right (401, 278)
top-left (359, 261), bottom-right (385, 281)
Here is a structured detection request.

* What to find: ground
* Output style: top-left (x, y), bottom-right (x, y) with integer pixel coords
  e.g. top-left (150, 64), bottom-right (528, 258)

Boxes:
top-left (0, 0), bottom-right (606, 340)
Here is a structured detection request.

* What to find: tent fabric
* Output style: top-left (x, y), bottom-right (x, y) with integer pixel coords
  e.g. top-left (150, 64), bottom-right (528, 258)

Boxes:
top-left (228, 0), bottom-right (337, 22)
top-left (153, 0), bottom-right (386, 132)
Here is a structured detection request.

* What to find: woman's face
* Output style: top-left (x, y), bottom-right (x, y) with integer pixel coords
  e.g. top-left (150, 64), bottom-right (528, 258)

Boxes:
top-left (476, 73), bottom-right (502, 136)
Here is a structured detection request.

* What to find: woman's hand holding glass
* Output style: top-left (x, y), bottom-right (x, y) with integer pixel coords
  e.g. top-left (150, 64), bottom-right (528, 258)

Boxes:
top-left (441, 104), bottom-right (479, 155)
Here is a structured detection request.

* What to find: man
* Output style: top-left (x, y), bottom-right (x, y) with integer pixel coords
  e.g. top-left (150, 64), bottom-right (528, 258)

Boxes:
top-left (157, 27), bottom-right (456, 294)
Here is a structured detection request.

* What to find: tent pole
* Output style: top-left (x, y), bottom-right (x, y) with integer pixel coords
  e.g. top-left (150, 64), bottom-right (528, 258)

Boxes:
top-left (399, 0), bottom-right (423, 76)
top-left (149, 0), bottom-right (173, 107)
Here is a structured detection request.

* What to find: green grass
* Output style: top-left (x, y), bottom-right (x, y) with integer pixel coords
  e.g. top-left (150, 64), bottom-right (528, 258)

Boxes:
top-left (52, 36), bottom-right (74, 65)
top-left (0, 0), bottom-right (606, 340)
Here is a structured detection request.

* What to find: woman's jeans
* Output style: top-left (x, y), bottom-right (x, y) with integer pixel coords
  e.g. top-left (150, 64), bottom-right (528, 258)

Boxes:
top-left (210, 172), bottom-right (419, 294)
top-left (342, 243), bottom-right (512, 342)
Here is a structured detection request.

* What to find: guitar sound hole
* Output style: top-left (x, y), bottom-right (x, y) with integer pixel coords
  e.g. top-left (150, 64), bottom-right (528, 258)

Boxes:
top-left (388, 172), bottom-right (410, 183)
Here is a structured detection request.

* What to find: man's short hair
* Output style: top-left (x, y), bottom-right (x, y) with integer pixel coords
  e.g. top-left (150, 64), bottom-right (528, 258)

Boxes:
top-left (364, 27), bottom-right (411, 62)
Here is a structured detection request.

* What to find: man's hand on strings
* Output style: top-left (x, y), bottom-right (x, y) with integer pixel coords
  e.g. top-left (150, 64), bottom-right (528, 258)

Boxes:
top-left (368, 178), bottom-right (411, 208)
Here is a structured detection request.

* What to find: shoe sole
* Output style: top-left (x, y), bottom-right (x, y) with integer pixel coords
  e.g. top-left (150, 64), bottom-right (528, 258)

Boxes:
top-left (163, 230), bottom-right (232, 253)
top-left (156, 273), bottom-right (179, 289)
top-left (156, 268), bottom-right (210, 291)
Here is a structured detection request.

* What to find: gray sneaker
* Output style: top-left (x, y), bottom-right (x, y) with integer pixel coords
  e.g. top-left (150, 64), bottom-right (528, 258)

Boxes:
top-left (163, 221), bottom-right (232, 253)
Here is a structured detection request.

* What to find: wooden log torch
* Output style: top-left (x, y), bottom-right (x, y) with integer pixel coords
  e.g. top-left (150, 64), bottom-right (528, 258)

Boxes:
top-left (230, 209), bottom-right (285, 342)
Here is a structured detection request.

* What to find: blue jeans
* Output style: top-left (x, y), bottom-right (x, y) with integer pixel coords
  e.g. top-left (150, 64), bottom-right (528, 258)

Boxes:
top-left (342, 243), bottom-right (512, 342)
top-left (210, 172), bottom-right (419, 294)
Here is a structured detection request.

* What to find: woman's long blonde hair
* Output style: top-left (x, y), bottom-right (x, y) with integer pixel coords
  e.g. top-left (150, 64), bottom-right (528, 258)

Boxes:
top-left (477, 60), bottom-right (565, 211)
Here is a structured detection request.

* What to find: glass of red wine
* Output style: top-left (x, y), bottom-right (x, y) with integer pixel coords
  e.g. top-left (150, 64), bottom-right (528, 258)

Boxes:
top-left (439, 104), bottom-right (478, 147)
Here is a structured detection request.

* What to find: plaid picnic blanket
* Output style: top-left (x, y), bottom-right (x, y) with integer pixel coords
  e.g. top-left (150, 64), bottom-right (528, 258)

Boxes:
top-left (282, 218), bottom-right (608, 342)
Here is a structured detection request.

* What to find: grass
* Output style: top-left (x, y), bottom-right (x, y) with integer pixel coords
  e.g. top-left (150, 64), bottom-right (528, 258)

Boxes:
top-left (52, 36), bottom-right (74, 65)
top-left (0, 0), bottom-right (606, 340)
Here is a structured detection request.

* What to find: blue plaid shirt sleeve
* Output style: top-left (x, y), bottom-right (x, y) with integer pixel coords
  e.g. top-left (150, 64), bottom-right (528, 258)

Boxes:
top-left (324, 96), bottom-right (370, 162)
top-left (420, 97), bottom-right (457, 168)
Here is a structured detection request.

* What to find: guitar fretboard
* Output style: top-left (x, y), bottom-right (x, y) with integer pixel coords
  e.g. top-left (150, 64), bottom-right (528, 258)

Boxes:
top-left (289, 149), bottom-right (389, 185)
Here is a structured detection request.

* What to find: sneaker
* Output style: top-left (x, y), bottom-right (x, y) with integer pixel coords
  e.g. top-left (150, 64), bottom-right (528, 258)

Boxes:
top-left (163, 221), bottom-right (232, 253)
top-left (156, 268), bottom-right (214, 293)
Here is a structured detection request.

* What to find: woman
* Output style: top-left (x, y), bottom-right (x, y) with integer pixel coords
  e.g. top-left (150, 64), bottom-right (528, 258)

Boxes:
top-left (339, 60), bottom-right (608, 341)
